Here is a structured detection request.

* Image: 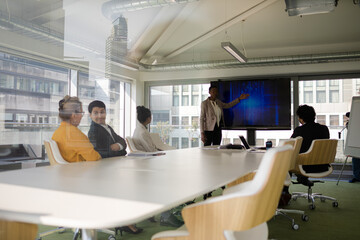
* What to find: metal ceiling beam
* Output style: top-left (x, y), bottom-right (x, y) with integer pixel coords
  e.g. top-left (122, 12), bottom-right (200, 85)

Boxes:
top-left (164, 0), bottom-right (279, 60)
top-left (139, 1), bottom-right (199, 64)
top-left (140, 51), bottom-right (360, 71)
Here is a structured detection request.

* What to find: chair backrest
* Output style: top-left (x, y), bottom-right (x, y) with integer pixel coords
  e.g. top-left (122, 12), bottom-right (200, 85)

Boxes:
top-left (181, 145), bottom-right (293, 240)
top-left (0, 220), bottom-right (38, 240)
top-left (149, 133), bottom-right (175, 151)
top-left (125, 137), bottom-right (139, 153)
top-left (44, 140), bottom-right (69, 165)
top-left (280, 136), bottom-right (303, 171)
top-left (297, 139), bottom-right (338, 166)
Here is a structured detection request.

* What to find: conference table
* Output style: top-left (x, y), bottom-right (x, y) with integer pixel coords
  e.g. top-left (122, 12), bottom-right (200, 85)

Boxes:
top-left (0, 147), bottom-right (264, 239)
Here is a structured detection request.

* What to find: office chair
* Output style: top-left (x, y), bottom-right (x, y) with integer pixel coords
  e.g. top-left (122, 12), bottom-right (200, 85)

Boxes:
top-left (150, 133), bottom-right (176, 151)
top-left (291, 139), bottom-right (338, 210)
top-left (125, 137), bottom-right (140, 152)
top-left (42, 140), bottom-right (116, 240)
top-left (151, 145), bottom-right (293, 240)
top-left (0, 220), bottom-right (38, 240)
top-left (275, 137), bottom-right (309, 230)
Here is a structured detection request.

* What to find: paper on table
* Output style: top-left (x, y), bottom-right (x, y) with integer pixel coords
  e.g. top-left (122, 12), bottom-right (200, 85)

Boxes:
top-left (127, 152), bottom-right (166, 157)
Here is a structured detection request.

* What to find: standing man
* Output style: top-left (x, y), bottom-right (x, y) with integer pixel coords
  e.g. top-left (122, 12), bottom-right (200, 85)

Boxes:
top-left (200, 85), bottom-right (249, 146)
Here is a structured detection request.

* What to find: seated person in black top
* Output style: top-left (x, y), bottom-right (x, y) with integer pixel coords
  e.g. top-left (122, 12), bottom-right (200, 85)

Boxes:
top-left (88, 100), bottom-right (127, 158)
top-left (88, 100), bottom-right (142, 234)
top-left (291, 104), bottom-right (330, 185)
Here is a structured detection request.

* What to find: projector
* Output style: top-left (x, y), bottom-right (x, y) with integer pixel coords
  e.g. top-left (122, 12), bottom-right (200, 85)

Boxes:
top-left (285, 0), bottom-right (338, 16)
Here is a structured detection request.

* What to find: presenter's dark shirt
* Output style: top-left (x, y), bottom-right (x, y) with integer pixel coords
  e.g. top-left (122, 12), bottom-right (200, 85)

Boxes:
top-left (88, 121), bottom-right (127, 158)
top-left (291, 122), bottom-right (330, 173)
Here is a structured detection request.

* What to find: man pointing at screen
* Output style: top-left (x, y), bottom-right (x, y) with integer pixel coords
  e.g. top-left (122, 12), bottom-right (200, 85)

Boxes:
top-left (200, 85), bottom-right (249, 146)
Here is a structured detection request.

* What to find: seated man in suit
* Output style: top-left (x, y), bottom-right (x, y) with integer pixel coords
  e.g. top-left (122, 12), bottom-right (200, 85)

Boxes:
top-left (88, 100), bottom-right (143, 234)
top-left (88, 100), bottom-right (127, 158)
top-left (291, 104), bottom-right (330, 185)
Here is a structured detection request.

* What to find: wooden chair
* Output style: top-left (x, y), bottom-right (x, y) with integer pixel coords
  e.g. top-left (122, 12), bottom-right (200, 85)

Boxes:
top-left (125, 137), bottom-right (140, 152)
top-left (275, 137), bottom-right (309, 230)
top-left (42, 140), bottom-right (116, 240)
top-left (291, 139), bottom-right (338, 210)
top-left (151, 145), bottom-right (293, 240)
top-left (0, 220), bottom-right (38, 240)
top-left (150, 133), bottom-right (176, 151)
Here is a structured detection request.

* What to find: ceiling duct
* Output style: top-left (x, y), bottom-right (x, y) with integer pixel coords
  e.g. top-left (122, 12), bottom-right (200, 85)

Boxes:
top-left (139, 51), bottom-right (360, 71)
top-left (102, 0), bottom-right (199, 20)
top-left (285, 0), bottom-right (338, 16)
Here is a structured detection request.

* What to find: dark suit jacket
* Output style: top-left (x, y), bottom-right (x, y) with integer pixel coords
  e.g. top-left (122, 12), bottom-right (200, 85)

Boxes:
top-left (291, 122), bottom-right (330, 172)
top-left (88, 121), bottom-right (127, 158)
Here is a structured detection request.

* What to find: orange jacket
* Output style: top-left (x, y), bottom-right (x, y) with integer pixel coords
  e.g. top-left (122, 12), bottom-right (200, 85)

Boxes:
top-left (52, 121), bottom-right (101, 162)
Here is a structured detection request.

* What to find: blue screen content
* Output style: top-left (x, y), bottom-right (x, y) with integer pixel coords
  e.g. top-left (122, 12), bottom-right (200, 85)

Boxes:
top-left (215, 79), bottom-right (291, 130)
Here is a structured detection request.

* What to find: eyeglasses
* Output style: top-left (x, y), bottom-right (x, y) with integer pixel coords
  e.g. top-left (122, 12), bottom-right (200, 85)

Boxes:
top-left (75, 111), bottom-right (85, 116)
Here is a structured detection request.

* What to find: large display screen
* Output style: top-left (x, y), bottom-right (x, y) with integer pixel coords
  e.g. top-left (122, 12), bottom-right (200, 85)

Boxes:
top-left (214, 78), bottom-right (291, 130)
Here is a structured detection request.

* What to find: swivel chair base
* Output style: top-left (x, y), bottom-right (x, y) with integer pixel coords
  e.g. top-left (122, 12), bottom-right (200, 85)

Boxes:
top-left (275, 208), bottom-right (309, 230)
top-left (292, 185), bottom-right (338, 210)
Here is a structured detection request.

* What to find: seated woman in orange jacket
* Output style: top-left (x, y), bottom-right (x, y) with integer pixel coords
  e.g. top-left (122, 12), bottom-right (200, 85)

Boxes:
top-left (52, 95), bottom-right (101, 162)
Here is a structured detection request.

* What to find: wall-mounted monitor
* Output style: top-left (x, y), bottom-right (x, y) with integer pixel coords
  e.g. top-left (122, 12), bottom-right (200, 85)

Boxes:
top-left (213, 78), bottom-right (291, 130)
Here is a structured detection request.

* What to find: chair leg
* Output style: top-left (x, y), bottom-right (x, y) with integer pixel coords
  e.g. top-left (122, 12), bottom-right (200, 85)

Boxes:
top-left (336, 156), bottom-right (349, 185)
top-left (275, 208), bottom-right (308, 230)
top-left (37, 227), bottom-right (66, 239)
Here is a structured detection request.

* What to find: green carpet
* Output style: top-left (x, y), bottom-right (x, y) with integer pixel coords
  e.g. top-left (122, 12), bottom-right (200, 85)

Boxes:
top-left (37, 181), bottom-right (360, 240)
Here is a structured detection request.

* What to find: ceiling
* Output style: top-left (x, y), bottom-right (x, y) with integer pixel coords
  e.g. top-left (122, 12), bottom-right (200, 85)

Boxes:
top-left (1, 0), bottom-right (360, 71)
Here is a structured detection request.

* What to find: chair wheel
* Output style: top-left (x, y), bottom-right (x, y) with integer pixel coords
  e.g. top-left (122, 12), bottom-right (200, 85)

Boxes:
top-left (301, 214), bottom-right (309, 222)
top-left (309, 204), bottom-right (315, 210)
top-left (108, 235), bottom-right (116, 240)
top-left (333, 202), bottom-right (339, 207)
top-left (292, 223), bottom-right (299, 230)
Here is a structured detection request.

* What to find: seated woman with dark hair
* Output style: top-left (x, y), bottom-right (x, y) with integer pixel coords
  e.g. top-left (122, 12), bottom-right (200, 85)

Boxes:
top-left (132, 106), bottom-right (159, 152)
top-left (87, 100), bottom-right (127, 158)
top-left (52, 95), bottom-right (101, 162)
top-left (132, 106), bottom-right (183, 228)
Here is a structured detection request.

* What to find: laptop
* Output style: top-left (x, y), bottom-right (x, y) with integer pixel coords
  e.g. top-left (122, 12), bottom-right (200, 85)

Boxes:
top-left (239, 135), bottom-right (267, 151)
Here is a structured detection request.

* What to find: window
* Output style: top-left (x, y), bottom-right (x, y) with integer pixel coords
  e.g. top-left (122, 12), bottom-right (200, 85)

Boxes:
top-left (191, 85), bottom-right (200, 106)
top-left (181, 116), bottom-right (189, 127)
top-left (316, 80), bottom-right (326, 103)
top-left (356, 79), bottom-right (360, 95)
top-left (191, 138), bottom-right (199, 148)
top-left (152, 111), bottom-right (170, 124)
top-left (191, 95), bottom-right (199, 106)
top-left (317, 115), bottom-right (326, 125)
top-left (181, 137), bottom-right (189, 149)
top-left (173, 86), bottom-right (180, 106)
top-left (182, 85), bottom-right (190, 106)
top-left (182, 95), bottom-right (189, 106)
top-left (329, 80), bottom-right (339, 103)
top-left (0, 52), bottom-right (131, 157)
top-left (303, 81), bottom-right (313, 103)
top-left (330, 115), bottom-right (339, 128)
top-left (172, 116), bottom-right (179, 129)
top-left (172, 137), bottom-right (179, 149)
top-left (191, 116), bottom-right (199, 126)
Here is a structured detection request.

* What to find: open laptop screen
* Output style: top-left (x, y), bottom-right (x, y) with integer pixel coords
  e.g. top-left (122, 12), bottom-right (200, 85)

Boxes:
top-left (239, 135), bottom-right (250, 149)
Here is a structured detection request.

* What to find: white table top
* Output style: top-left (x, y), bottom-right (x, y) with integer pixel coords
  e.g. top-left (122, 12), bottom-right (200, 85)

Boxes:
top-left (0, 147), bottom-right (263, 229)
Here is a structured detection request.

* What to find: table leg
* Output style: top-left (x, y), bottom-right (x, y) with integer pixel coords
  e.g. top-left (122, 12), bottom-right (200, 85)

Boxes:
top-left (82, 229), bottom-right (97, 240)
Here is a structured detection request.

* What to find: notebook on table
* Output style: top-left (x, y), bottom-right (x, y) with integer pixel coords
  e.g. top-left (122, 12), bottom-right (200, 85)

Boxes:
top-left (239, 135), bottom-right (267, 151)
